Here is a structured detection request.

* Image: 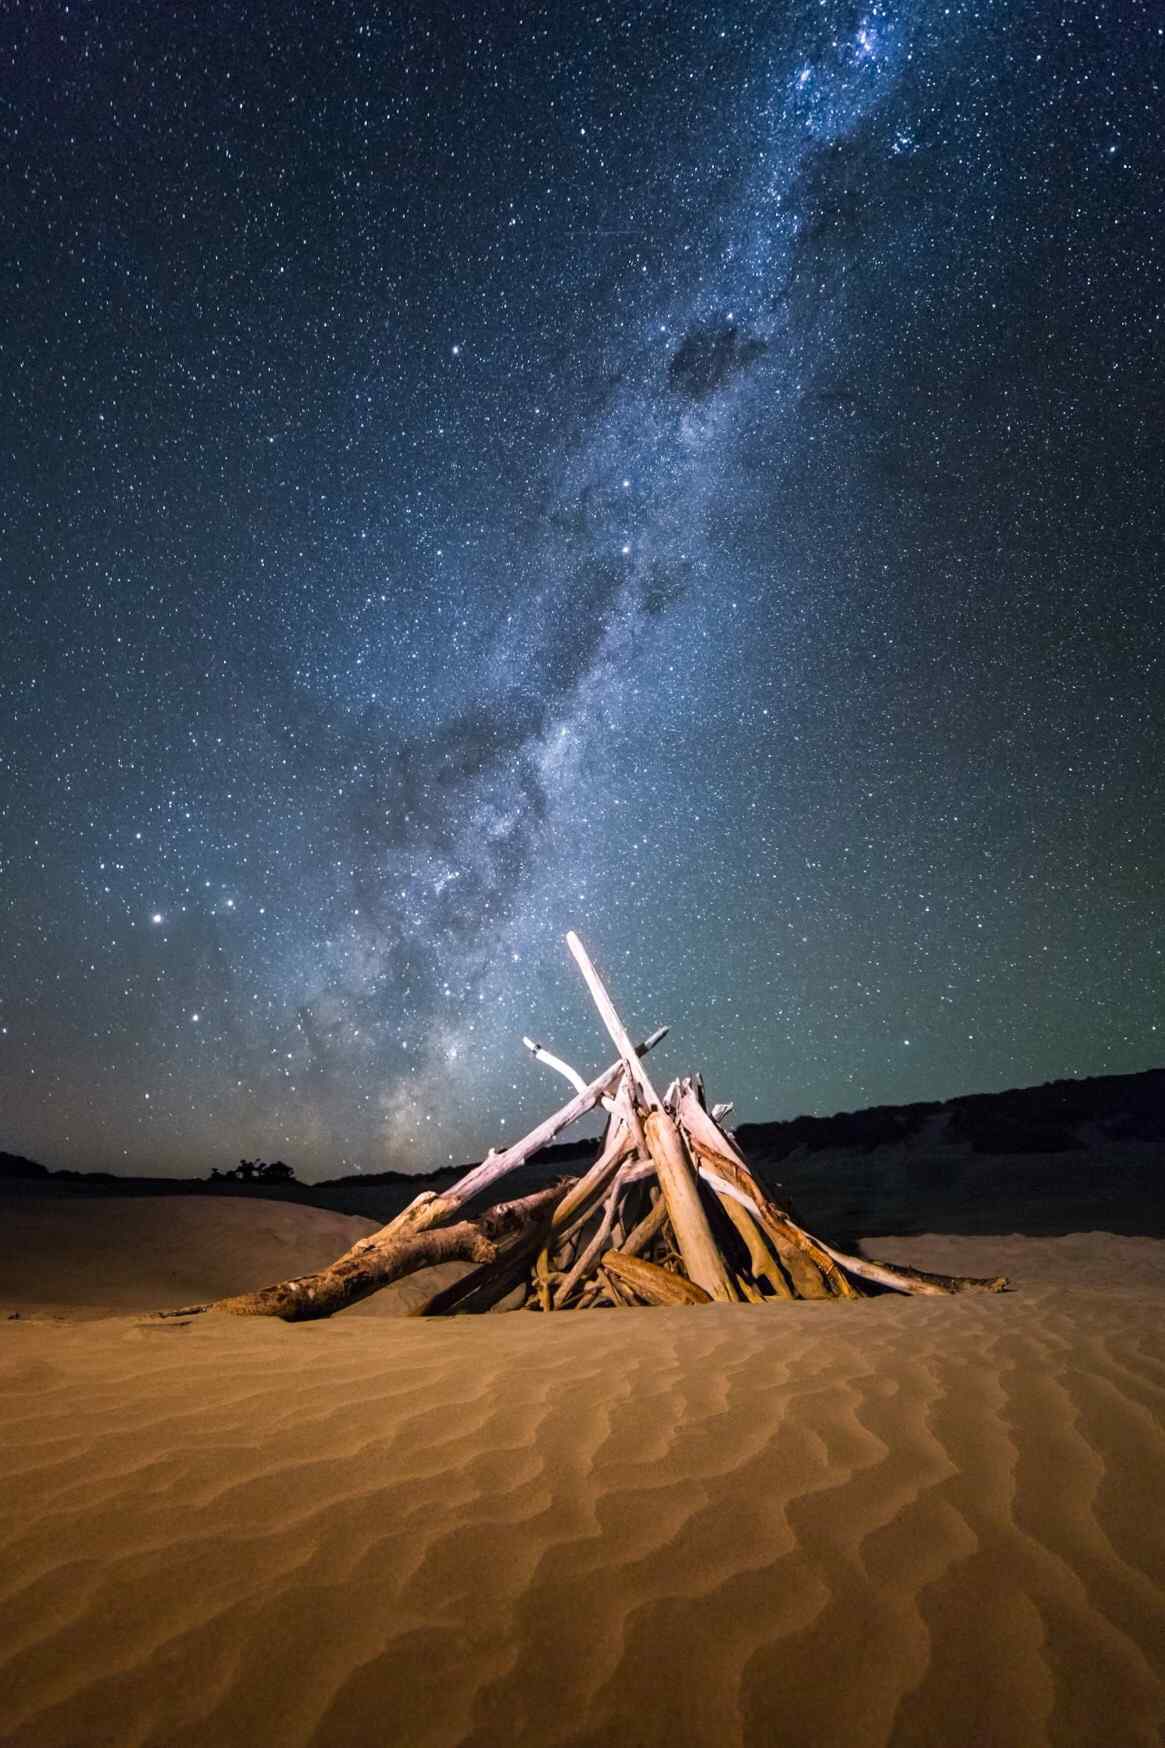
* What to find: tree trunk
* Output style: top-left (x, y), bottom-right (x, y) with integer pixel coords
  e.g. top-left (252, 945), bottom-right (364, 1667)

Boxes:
top-left (157, 1184), bottom-right (572, 1323)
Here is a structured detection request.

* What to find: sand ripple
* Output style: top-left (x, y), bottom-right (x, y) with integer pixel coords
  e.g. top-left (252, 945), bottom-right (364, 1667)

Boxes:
top-left (1, 1234), bottom-right (1164, 1747)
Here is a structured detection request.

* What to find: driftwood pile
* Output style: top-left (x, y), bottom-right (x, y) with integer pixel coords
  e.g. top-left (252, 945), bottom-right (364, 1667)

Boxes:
top-left (162, 933), bottom-right (1007, 1323)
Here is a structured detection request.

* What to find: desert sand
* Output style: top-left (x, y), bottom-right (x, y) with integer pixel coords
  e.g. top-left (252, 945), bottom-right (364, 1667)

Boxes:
top-left (2, 1194), bottom-right (1163, 1747)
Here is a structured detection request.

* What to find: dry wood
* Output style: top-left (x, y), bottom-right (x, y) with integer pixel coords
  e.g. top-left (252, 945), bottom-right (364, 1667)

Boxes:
top-left (674, 1089), bottom-right (861, 1301)
top-left (702, 1173), bottom-right (794, 1300)
top-left (642, 1107), bottom-right (738, 1302)
top-left (534, 1244), bottom-right (553, 1312)
top-left (602, 1252), bottom-right (712, 1307)
top-left (814, 1243), bottom-right (1009, 1296)
top-left (566, 931), bottom-right (662, 1110)
top-left (554, 1162), bottom-right (638, 1307)
top-left (614, 1191), bottom-right (670, 1259)
top-left (162, 1183), bottom-right (571, 1323)
top-left (523, 1035), bottom-right (619, 1114)
top-left (690, 1144), bottom-right (859, 1300)
top-left (600, 1265), bottom-right (638, 1306)
top-left (550, 1114), bottom-right (636, 1234)
top-left (382, 1026), bottom-right (668, 1243)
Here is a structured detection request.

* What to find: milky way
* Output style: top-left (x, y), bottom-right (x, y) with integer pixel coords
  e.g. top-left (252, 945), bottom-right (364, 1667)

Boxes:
top-left (3, 1), bottom-right (1161, 1176)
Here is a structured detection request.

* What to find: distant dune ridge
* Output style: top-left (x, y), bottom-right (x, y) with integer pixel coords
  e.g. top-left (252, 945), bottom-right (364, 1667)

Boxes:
top-left (2, 1070), bottom-right (1163, 1746)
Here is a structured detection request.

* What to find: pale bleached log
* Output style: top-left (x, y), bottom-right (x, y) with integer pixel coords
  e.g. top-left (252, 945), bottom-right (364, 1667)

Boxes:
top-left (563, 938), bottom-right (736, 1302)
top-left (814, 1244), bottom-right (1008, 1297)
top-left (522, 1036), bottom-right (618, 1113)
top-left (674, 1082), bottom-right (751, 1168)
top-left (551, 1111), bottom-right (635, 1235)
top-left (703, 1173), bottom-right (794, 1300)
top-left (602, 1252), bottom-right (712, 1307)
top-left (685, 1137), bottom-right (859, 1301)
top-left (164, 1184), bottom-right (571, 1323)
top-left (643, 1107), bottom-right (738, 1302)
top-left (566, 931), bottom-right (662, 1110)
top-left (554, 1162), bottom-right (640, 1307)
top-left (377, 1026), bottom-right (667, 1244)
top-left (615, 1192), bottom-right (670, 1259)
top-left (674, 1081), bottom-right (859, 1298)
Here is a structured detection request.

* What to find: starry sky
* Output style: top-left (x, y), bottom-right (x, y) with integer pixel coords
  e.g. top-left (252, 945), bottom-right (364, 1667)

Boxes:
top-left (3, 0), bottom-right (1162, 1179)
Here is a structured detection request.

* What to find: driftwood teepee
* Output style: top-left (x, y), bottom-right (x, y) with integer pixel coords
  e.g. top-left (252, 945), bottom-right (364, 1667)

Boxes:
top-left (162, 933), bottom-right (1007, 1322)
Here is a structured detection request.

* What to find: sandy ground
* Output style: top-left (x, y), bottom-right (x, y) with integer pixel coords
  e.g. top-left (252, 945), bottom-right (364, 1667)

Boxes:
top-left (1, 1196), bottom-right (1163, 1748)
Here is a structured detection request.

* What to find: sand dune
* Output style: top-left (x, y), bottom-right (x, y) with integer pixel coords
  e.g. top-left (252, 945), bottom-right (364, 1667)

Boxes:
top-left (2, 1199), bottom-right (1164, 1747)
top-left (0, 1193), bottom-right (464, 1319)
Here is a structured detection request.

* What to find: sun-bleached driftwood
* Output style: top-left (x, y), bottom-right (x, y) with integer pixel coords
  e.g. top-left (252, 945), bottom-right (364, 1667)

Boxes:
top-left (814, 1243), bottom-right (1009, 1297)
top-left (378, 1026), bottom-right (667, 1244)
top-left (565, 934), bottom-right (737, 1303)
top-left (567, 931), bottom-right (663, 1110)
top-left (172, 933), bottom-right (1009, 1325)
top-left (642, 1107), bottom-right (738, 1302)
top-left (602, 1252), bottom-right (713, 1307)
top-left (555, 1162), bottom-right (638, 1307)
top-left (550, 1120), bottom-right (635, 1236)
top-left (704, 1173), bottom-right (794, 1300)
top-left (615, 1191), bottom-right (669, 1259)
top-left (161, 1184), bottom-right (571, 1323)
top-left (689, 1141), bottom-right (858, 1300)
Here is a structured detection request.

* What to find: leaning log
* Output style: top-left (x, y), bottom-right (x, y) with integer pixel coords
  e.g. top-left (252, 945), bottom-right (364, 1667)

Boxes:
top-left (815, 1243), bottom-right (1009, 1297)
top-left (602, 1252), bottom-right (712, 1307)
top-left (378, 1026), bottom-right (668, 1243)
top-left (643, 1109), bottom-right (738, 1302)
top-left (158, 1184), bottom-right (572, 1323)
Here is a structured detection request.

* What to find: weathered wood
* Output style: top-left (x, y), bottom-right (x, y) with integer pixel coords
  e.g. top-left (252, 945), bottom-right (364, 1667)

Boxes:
top-left (602, 1252), bottom-right (712, 1307)
top-left (687, 1138), bottom-right (860, 1300)
top-left (703, 1174), bottom-right (794, 1300)
top-left (600, 1265), bottom-right (637, 1307)
top-left (551, 1113), bottom-right (635, 1234)
top-left (614, 1191), bottom-right (670, 1259)
top-left (675, 1088), bottom-right (860, 1301)
top-left (372, 1027), bottom-right (667, 1245)
top-left (815, 1243), bottom-right (1009, 1296)
top-left (164, 1183), bottom-right (571, 1323)
top-left (554, 1162), bottom-right (638, 1307)
top-left (566, 931), bottom-right (662, 1110)
top-left (534, 1244), bottom-right (553, 1312)
top-left (643, 1107), bottom-right (738, 1302)
top-left (523, 1035), bottom-right (619, 1114)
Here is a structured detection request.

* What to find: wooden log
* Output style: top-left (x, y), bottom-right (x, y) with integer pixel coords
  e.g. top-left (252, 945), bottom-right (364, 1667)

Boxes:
top-left (566, 931), bottom-right (662, 1110)
top-left (554, 1163), bottom-right (638, 1307)
top-left (704, 1175), bottom-right (794, 1300)
top-left (814, 1244), bottom-right (1009, 1297)
top-left (551, 1111), bottom-right (635, 1234)
top-left (685, 1134), bottom-right (860, 1301)
top-left (366, 1027), bottom-right (666, 1247)
top-left (161, 1184), bottom-right (571, 1323)
top-left (643, 1108), bottom-right (738, 1302)
top-left (534, 1244), bottom-right (553, 1312)
top-left (616, 1191), bottom-right (670, 1259)
top-left (600, 1265), bottom-right (637, 1307)
top-left (601, 1252), bottom-right (712, 1307)
top-left (675, 1086), bottom-right (859, 1300)
top-left (522, 1035), bottom-right (619, 1114)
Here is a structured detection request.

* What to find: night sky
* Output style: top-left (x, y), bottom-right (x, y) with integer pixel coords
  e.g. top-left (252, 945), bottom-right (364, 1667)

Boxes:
top-left (3, 1), bottom-right (1162, 1179)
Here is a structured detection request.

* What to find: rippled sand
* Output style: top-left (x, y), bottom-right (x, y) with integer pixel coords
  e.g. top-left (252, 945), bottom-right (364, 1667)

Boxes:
top-left (2, 1203), bottom-right (1163, 1747)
